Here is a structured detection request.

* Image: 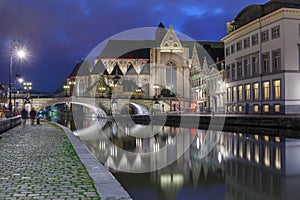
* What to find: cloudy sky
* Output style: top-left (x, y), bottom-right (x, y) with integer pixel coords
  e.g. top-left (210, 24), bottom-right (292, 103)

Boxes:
top-left (0, 0), bottom-right (269, 93)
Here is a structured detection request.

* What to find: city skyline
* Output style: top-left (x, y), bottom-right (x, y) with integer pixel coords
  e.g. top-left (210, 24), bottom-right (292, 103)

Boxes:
top-left (0, 0), bottom-right (269, 92)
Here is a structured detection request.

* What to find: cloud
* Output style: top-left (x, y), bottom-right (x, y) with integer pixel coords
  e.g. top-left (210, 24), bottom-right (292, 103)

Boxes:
top-left (0, 0), bottom-right (269, 92)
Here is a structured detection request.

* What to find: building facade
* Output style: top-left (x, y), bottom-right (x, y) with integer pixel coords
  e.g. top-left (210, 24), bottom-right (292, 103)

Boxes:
top-left (222, 0), bottom-right (300, 114)
top-left (190, 43), bottom-right (225, 113)
top-left (66, 23), bottom-right (224, 111)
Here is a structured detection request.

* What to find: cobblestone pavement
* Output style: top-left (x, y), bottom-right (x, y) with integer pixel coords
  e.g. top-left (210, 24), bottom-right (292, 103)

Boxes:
top-left (0, 122), bottom-right (101, 200)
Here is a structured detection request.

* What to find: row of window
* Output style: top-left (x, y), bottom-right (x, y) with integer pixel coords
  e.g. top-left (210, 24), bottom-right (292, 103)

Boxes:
top-left (227, 104), bottom-right (281, 113)
top-left (227, 80), bottom-right (281, 103)
top-left (225, 49), bottom-right (281, 81)
top-left (225, 25), bottom-right (280, 56)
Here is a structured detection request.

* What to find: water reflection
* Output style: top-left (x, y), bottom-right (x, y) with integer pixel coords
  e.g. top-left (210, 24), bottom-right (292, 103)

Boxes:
top-left (61, 115), bottom-right (300, 200)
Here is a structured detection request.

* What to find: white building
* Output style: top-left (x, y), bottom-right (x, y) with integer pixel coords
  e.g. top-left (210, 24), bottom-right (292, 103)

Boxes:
top-left (222, 0), bottom-right (300, 114)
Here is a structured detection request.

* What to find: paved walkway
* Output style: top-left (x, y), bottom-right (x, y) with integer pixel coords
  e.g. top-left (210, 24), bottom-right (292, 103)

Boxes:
top-left (0, 122), bottom-right (131, 200)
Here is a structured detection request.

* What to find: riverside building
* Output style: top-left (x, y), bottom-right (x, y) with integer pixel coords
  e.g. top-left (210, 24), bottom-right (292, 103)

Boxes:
top-left (222, 0), bottom-right (300, 114)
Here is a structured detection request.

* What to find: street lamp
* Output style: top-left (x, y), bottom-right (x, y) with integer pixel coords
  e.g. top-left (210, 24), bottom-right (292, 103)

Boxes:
top-left (8, 40), bottom-right (26, 117)
top-left (23, 82), bottom-right (32, 91)
top-left (98, 86), bottom-right (106, 97)
top-left (63, 85), bottom-right (70, 97)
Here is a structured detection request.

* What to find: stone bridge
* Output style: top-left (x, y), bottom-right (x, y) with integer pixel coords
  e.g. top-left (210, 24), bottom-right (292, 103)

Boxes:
top-left (12, 96), bottom-right (170, 115)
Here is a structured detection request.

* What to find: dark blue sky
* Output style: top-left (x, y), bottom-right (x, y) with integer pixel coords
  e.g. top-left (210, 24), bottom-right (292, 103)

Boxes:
top-left (0, 0), bottom-right (269, 93)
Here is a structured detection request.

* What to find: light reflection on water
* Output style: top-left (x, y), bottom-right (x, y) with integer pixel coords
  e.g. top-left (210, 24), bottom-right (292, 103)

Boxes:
top-left (59, 115), bottom-right (300, 200)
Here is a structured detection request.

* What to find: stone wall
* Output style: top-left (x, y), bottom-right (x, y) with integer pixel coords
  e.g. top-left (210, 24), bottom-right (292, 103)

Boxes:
top-left (0, 116), bottom-right (21, 134)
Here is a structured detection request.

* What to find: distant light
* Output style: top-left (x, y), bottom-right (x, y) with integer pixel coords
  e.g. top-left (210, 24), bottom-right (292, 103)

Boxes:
top-left (17, 49), bottom-right (26, 58)
top-left (18, 78), bottom-right (24, 83)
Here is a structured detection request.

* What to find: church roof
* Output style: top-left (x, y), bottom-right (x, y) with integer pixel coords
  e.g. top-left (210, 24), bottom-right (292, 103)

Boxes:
top-left (110, 64), bottom-right (123, 75)
top-left (68, 59), bottom-right (91, 78)
top-left (91, 60), bottom-right (106, 74)
top-left (99, 40), bottom-right (154, 59)
top-left (126, 63), bottom-right (138, 75)
top-left (140, 63), bottom-right (150, 74)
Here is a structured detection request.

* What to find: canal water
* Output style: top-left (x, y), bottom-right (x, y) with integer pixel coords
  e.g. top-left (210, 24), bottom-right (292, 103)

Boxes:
top-left (55, 112), bottom-right (300, 200)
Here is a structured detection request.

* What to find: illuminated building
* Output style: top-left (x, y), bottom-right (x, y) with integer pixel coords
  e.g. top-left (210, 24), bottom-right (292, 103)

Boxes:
top-left (222, 0), bottom-right (300, 114)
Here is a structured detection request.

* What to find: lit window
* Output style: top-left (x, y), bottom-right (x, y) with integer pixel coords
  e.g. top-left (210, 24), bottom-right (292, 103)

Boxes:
top-left (238, 85), bottom-right (243, 102)
top-left (232, 86), bottom-right (237, 102)
top-left (272, 25), bottom-right (280, 39)
top-left (263, 105), bottom-right (269, 113)
top-left (254, 105), bottom-right (259, 113)
top-left (274, 104), bottom-right (281, 113)
top-left (275, 137), bottom-right (280, 143)
top-left (273, 80), bottom-right (281, 100)
top-left (264, 135), bottom-right (269, 142)
top-left (261, 30), bottom-right (269, 42)
top-left (233, 105), bottom-right (236, 112)
top-left (227, 87), bottom-right (231, 102)
top-left (253, 83), bottom-right (259, 100)
top-left (254, 134), bottom-right (259, 140)
top-left (245, 84), bottom-right (251, 101)
top-left (227, 106), bottom-right (231, 112)
top-left (263, 82), bottom-right (270, 100)
top-left (238, 105), bottom-right (243, 112)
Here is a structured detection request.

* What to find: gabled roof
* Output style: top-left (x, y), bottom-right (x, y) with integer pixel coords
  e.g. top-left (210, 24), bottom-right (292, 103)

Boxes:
top-left (110, 64), bottom-right (123, 75)
top-left (126, 63), bottom-right (138, 75)
top-left (91, 60), bottom-right (106, 74)
top-left (68, 60), bottom-right (91, 78)
top-left (140, 63), bottom-right (150, 74)
top-left (182, 40), bottom-right (224, 70)
top-left (99, 40), bottom-right (154, 59)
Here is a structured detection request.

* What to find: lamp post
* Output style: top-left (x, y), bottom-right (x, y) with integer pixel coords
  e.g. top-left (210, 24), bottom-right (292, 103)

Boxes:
top-left (13, 74), bottom-right (24, 111)
top-left (8, 40), bottom-right (25, 117)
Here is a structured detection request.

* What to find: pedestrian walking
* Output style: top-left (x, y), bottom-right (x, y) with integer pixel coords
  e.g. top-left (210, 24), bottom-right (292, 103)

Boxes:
top-left (29, 107), bottom-right (37, 126)
top-left (37, 107), bottom-right (44, 125)
top-left (21, 107), bottom-right (28, 125)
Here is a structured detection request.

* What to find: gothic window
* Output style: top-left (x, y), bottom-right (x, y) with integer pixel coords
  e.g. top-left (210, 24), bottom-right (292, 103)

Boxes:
top-left (166, 61), bottom-right (177, 93)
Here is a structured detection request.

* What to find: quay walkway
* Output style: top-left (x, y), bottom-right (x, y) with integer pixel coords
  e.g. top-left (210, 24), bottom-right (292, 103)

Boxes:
top-left (0, 121), bottom-right (131, 200)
